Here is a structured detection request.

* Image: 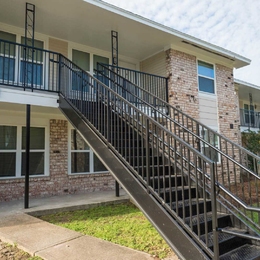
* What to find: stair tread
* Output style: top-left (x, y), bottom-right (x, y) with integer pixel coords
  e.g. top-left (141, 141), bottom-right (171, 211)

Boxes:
top-left (171, 198), bottom-right (211, 208)
top-left (134, 165), bottom-right (172, 168)
top-left (161, 186), bottom-right (196, 192)
top-left (219, 244), bottom-right (260, 260)
top-left (200, 227), bottom-right (247, 248)
top-left (185, 212), bottom-right (229, 225)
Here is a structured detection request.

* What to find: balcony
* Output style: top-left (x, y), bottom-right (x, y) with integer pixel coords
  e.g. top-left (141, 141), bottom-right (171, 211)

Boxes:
top-left (240, 108), bottom-right (260, 129)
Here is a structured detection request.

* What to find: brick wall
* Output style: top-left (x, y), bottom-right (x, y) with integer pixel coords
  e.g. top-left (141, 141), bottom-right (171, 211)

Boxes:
top-left (166, 49), bottom-right (199, 119)
top-left (215, 65), bottom-right (241, 183)
top-left (216, 65), bottom-right (240, 144)
top-left (0, 119), bottom-right (114, 202)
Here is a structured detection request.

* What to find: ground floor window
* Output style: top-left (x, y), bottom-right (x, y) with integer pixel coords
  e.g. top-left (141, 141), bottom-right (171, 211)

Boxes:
top-left (69, 129), bottom-right (107, 174)
top-left (200, 128), bottom-right (219, 162)
top-left (0, 125), bottom-right (47, 178)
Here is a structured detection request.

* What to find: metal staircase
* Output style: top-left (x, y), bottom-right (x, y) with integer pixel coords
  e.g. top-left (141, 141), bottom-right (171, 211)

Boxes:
top-left (58, 56), bottom-right (260, 259)
top-left (96, 63), bottom-right (260, 230)
top-left (0, 38), bottom-right (260, 259)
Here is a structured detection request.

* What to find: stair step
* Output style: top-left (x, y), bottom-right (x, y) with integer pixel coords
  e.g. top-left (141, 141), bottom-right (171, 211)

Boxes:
top-left (135, 165), bottom-right (175, 175)
top-left (219, 244), bottom-right (260, 260)
top-left (201, 228), bottom-right (248, 255)
top-left (130, 156), bottom-right (164, 166)
top-left (170, 199), bottom-right (212, 218)
top-left (111, 139), bottom-right (142, 148)
top-left (121, 147), bottom-right (150, 156)
top-left (150, 175), bottom-right (183, 189)
top-left (158, 186), bottom-right (197, 203)
top-left (185, 212), bottom-right (232, 235)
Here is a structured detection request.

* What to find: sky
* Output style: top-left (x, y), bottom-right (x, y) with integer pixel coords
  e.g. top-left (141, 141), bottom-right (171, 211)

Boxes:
top-left (103, 0), bottom-right (260, 86)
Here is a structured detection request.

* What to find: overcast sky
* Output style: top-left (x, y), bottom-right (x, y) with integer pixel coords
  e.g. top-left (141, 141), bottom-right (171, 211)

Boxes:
top-left (103, 0), bottom-right (260, 86)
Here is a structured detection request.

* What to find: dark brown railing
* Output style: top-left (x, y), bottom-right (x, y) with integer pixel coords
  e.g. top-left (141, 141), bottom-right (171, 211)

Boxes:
top-left (96, 63), bottom-right (260, 232)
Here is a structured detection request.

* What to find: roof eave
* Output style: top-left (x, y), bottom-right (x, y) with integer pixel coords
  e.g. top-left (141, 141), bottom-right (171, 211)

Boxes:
top-left (85, 0), bottom-right (251, 68)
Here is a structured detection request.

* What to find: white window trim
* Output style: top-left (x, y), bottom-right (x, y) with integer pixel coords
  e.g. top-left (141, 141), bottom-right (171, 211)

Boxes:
top-left (0, 124), bottom-right (49, 179)
top-left (197, 59), bottom-right (216, 95)
top-left (200, 126), bottom-right (220, 163)
top-left (68, 42), bottom-right (111, 76)
top-left (0, 27), bottom-right (48, 89)
top-left (68, 125), bottom-right (109, 175)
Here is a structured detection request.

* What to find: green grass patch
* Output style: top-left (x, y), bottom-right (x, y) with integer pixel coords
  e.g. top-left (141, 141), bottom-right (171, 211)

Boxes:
top-left (40, 202), bottom-right (172, 259)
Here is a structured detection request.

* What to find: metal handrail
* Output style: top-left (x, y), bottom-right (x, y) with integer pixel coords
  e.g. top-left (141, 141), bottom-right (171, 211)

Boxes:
top-left (104, 63), bottom-right (169, 102)
top-left (0, 38), bottom-right (60, 92)
top-left (100, 64), bottom-right (260, 168)
top-left (96, 64), bottom-right (260, 177)
top-left (96, 63), bottom-right (260, 231)
top-left (1, 39), bottom-right (260, 255)
top-left (59, 55), bottom-right (219, 258)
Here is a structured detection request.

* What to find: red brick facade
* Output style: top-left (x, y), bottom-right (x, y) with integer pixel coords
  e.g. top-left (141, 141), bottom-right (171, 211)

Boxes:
top-left (0, 119), bottom-right (114, 202)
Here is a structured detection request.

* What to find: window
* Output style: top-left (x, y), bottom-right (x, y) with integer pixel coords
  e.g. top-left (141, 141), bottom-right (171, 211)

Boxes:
top-left (0, 125), bottom-right (47, 178)
top-left (0, 126), bottom-right (17, 177)
top-left (72, 49), bottom-right (90, 72)
top-left (198, 60), bottom-right (215, 94)
top-left (244, 104), bottom-right (255, 126)
top-left (201, 129), bottom-right (219, 162)
top-left (93, 54), bottom-right (109, 86)
top-left (70, 129), bottom-right (107, 174)
top-left (21, 127), bottom-right (45, 176)
top-left (0, 31), bottom-right (16, 82)
top-left (72, 49), bottom-right (90, 91)
top-left (20, 37), bottom-right (44, 86)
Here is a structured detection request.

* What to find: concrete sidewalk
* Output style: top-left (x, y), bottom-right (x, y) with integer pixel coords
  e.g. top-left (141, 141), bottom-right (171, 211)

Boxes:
top-left (0, 191), bottom-right (158, 260)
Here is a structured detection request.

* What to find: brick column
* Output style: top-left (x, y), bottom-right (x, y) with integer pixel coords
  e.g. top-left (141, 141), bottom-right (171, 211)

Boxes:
top-left (49, 119), bottom-right (69, 194)
top-left (216, 65), bottom-right (240, 144)
top-left (166, 49), bottom-right (199, 120)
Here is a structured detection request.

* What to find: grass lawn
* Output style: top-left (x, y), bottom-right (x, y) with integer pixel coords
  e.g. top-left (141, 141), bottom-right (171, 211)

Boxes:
top-left (40, 202), bottom-right (172, 259)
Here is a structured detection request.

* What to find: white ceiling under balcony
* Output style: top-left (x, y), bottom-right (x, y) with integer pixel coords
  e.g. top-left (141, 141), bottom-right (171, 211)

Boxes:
top-left (0, 0), bottom-right (250, 68)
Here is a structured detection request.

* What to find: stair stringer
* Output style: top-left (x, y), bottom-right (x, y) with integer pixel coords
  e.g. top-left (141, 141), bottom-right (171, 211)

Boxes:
top-left (59, 95), bottom-right (209, 260)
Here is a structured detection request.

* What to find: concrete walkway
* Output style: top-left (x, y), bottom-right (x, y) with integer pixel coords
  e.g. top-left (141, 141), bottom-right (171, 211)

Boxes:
top-left (0, 191), bottom-right (157, 260)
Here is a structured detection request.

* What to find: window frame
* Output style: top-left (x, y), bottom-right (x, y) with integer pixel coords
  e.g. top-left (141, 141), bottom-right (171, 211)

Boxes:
top-left (19, 37), bottom-right (45, 87)
top-left (68, 126), bottom-right (108, 175)
top-left (0, 124), bottom-right (49, 179)
top-left (0, 29), bottom-right (47, 88)
top-left (200, 126), bottom-right (220, 163)
top-left (0, 31), bottom-right (16, 83)
top-left (197, 60), bottom-right (216, 95)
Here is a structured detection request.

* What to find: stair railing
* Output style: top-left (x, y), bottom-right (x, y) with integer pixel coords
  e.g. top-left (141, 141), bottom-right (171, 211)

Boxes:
top-left (96, 63), bottom-right (260, 233)
top-left (59, 55), bottom-right (219, 259)
top-left (1, 39), bottom-right (260, 253)
top-left (99, 64), bottom-right (260, 174)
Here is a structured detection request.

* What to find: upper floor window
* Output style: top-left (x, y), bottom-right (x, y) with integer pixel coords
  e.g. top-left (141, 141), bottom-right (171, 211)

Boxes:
top-left (72, 49), bottom-right (90, 72)
top-left (198, 60), bottom-right (215, 94)
top-left (0, 31), bottom-right (16, 82)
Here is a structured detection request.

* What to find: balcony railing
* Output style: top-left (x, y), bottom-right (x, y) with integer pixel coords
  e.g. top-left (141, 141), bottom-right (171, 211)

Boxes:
top-left (240, 108), bottom-right (260, 129)
top-left (0, 39), bottom-right (60, 92)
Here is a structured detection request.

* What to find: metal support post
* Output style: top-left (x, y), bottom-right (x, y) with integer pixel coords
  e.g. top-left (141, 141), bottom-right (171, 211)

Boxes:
top-left (24, 104), bottom-right (31, 209)
top-left (24, 3), bottom-right (35, 208)
top-left (111, 30), bottom-right (120, 197)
